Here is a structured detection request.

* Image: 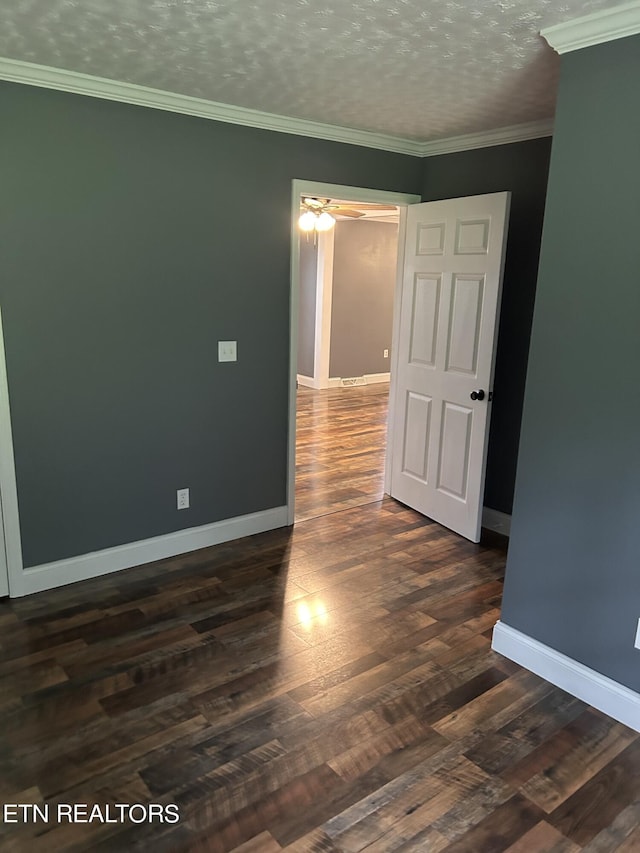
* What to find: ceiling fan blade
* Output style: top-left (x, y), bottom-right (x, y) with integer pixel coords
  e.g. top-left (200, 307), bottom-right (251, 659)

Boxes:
top-left (339, 203), bottom-right (397, 211)
top-left (334, 209), bottom-right (364, 218)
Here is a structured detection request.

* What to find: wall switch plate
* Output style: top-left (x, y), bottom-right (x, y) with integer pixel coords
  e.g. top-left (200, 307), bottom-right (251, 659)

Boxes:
top-left (177, 488), bottom-right (190, 510)
top-left (383, 349), bottom-right (389, 358)
top-left (635, 618), bottom-right (640, 650)
top-left (218, 340), bottom-right (237, 362)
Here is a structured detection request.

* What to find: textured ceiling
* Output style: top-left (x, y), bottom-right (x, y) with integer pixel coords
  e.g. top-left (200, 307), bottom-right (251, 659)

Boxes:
top-left (0, 0), bottom-right (615, 141)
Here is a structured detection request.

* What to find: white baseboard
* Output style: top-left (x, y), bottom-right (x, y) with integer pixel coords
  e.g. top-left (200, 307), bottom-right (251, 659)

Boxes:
top-left (13, 506), bottom-right (288, 597)
top-left (482, 507), bottom-right (511, 536)
top-left (327, 372), bottom-right (391, 388)
top-left (298, 373), bottom-right (391, 390)
top-left (492, 621), bottom-right (640, 734)
top-left (296, 373), bottom-right (322, 389)
top-left (364, 372), bottom-right (391, 384)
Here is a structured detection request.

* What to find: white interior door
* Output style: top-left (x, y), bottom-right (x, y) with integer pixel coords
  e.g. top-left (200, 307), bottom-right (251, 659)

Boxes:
top-left (388, 192), bottom-right (510, 542)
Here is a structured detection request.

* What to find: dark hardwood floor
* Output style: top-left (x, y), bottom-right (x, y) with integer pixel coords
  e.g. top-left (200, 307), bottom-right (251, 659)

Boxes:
top-left (0, 387), bottom-right (638, 851)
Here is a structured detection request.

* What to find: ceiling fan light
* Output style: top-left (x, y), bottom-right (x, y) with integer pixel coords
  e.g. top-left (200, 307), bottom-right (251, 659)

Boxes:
top-left (299, 211), bottom-right (317, 231)
top-left (315, 211), bottom-right (335, 231)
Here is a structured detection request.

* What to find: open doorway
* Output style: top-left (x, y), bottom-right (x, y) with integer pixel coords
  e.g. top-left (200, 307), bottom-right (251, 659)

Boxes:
top-left (287, 181), bottom-right (421, 525)
top-left (296, 199), bottom-right (399, 522)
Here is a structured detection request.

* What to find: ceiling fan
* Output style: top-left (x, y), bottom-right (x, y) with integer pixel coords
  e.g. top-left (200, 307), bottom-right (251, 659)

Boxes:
top-left (298, 197), bottom-right (397, 232)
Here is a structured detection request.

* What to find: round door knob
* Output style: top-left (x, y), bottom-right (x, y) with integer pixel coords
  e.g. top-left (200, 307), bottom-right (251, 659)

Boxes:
top-left (470, 389), bottom-right (485, 401)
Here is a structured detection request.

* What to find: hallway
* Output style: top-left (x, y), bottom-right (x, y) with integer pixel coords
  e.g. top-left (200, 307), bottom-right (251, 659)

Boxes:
top-left (295, 384), bottom-right (389, 522)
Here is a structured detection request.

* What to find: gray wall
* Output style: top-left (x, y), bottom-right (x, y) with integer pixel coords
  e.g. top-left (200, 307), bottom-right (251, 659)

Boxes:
top-left (297, 237), bottom-right (318, 378)
top-left (0, 81), bottom-right (423, 568)
top-left (502, 35), bottom-right (640, 692)
top-left (422, 138), bottom-right (552, 516)
top-left (329, 220), bottom-right (397, 378)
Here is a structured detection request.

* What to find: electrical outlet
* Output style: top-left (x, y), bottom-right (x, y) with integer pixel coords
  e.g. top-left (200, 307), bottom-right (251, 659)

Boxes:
top-left (383, 348), bottom-right (389, 358)
top-left (635, 618), bottom-right (640, 650)
top-left (177, 488), bottom-right (190, 510)
top-left (218, 340), bottom-right (237, 362)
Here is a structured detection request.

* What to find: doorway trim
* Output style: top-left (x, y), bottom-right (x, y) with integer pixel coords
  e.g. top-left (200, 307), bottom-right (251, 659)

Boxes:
top-left (288, 180), bottom-right (421, 525)
top-left (0, 306), bottom-right (24, 597)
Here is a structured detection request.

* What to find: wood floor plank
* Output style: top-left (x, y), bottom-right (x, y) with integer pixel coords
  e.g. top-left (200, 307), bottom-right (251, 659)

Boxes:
top-left (361, 820), bottom-right (450, 852)
top-left (229, 831), bottom-right (283, 852)
top-left (327, 715), bottom-right (429, 782)
top-left (548, 737), bottom-right (640, 846)
top-left (352, 787), bottom-right (460, 852)
top-left (581, 801), bottom-right (640, 852)
top-left (431, 667), bottom-right (547, 739)
top-left (280, 827), bottom-right (342, 852)
top-left (515, 709), bottom-right (638, 812)
top-left (438, 792), bottom-right (544, 852)
top-left (611, 824), bottom-right (640, 852)
top-left (43, 715), bottom-right (211, 797)
top-left (503, 820), bottom-right (581, 852)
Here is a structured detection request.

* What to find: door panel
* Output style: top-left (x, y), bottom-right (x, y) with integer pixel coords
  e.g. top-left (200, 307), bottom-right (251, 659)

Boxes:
top-left (455, 218), bottom-right (490, 254)
top-left (417, 222), bottom-right (446, 255)
top-left (446, 274), bottom-right (484, 374)
top-left (409, 275), bottom-right (440, 366)
top-left (389, 192), bottom-right (510, 542)
top-left (437, 401), bottom-right (472, 499)
top-left (402, 392), bottom-right (432, 481)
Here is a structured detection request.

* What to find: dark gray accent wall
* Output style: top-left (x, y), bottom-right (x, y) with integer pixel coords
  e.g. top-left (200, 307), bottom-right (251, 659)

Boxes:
top-left (0, 81), bottom-right (423, 568)
top-left (297, 237), bottom-right (318, 378)
top-left (422, 138), bottom-right (552, 515)
top-left (502, 35), bottom-right (640, 693)
top-left (329, 220), bottom-right (397, 378)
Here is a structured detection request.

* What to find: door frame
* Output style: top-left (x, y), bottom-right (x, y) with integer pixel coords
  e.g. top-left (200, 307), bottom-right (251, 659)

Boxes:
top-left (0, 306), bottom-right (24, 597)
top-left (287, 180), bottom-right (421, 525)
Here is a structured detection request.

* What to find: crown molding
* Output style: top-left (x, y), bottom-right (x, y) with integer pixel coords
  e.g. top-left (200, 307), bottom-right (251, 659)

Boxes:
top-left (541, 0), bottom-right (640, 54)
top-left (418, 118), bottom-right (554, 157)
top-left (0, 55), bottom-right (552, 158)
top-left (0, 56), bottom-right (424, 156)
